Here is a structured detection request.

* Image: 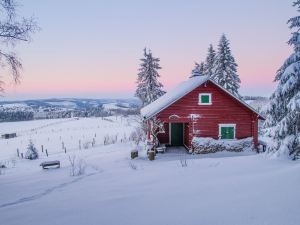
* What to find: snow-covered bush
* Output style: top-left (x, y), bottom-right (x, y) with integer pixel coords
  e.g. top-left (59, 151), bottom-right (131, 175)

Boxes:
top-left (68, 155), bottom-right (86, 176)
top-left (25, 140), bottom-right (39, 160)
top-left (130, 126), bottom-right (146, 149)
top-left (179, 154), bottom-right (188, 167)
top-left (192, 137), bottom-right (253, 154)
top-left (129, 161), bottom-right (137, 170)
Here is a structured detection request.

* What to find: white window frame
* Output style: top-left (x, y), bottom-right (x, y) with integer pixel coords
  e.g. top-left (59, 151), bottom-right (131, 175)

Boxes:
top-left (218, 124), bottom-right (236, 139)
top-left (198, 93), bottom-right (212, 105)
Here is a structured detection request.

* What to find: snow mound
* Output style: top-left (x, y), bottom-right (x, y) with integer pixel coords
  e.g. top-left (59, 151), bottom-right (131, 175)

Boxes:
top-left (192, 137), bottom-right (254, 154)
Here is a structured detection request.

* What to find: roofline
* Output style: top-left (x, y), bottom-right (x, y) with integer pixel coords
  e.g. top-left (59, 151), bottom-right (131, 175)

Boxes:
top-left (142, 77), bottom-right (265, 120)
top-left (142, 76), bottom-right (210, 120)
top-left (208, 79), bottom-right (265, 120)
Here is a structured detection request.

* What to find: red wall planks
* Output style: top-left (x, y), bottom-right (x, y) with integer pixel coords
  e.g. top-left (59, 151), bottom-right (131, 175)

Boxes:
top-left (155, 81), bottom-right (259, 149)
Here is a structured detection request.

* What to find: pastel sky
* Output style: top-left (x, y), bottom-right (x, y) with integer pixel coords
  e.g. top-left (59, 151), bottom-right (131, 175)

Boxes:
top-left (1, 0), bottom-right (295, 100)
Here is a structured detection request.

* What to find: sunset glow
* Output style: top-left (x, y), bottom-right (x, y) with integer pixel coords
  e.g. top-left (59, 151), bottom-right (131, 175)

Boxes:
top-left (1, 0), bottom-right (294, 99)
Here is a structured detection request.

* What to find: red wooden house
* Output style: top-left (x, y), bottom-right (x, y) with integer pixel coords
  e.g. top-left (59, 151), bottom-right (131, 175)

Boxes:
top-left (141, 76), bottom-right (265, 151)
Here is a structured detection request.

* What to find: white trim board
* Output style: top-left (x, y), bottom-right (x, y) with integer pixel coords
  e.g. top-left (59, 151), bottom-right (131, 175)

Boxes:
top-left (198, 93), bottom-right (212, 105)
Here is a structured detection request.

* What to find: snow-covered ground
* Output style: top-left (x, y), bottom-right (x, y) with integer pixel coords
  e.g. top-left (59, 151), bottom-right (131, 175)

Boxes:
top-left (0, 117), bottom-right (299, 225)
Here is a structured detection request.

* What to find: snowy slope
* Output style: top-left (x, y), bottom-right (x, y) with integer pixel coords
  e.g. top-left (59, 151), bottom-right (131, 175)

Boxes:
top-left (0, 118), bottom-right (299, 225)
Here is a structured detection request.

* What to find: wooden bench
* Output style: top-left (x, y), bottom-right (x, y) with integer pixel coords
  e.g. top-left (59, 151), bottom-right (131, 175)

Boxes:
top-left (40, 160), bottom-right (60, 169)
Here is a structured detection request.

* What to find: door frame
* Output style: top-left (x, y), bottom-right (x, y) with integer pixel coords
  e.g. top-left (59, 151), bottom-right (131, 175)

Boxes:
top-left (169, 122), bottom-right (185, 146)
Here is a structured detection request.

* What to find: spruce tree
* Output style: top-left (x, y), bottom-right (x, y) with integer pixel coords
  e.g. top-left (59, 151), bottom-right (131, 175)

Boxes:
top-left (204, 44), bottom-right (216, 77)
top-left (264, 1), bottom-right (300, 159)
top-left (213, 34), bottom-right (241, 97)
top-left (190, 62), bottom-right (205, 78)
top-left (135, 48), bottom-right (165, 106)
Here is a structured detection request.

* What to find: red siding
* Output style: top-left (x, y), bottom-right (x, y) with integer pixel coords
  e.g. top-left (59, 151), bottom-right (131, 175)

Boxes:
top-left (157, 123), bottom-right (169, 144)
top-left (155, 81), bottom-right (259, 149)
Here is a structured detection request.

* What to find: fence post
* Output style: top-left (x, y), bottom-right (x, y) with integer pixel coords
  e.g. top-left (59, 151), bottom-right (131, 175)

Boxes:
top-left (45, 149), bottom-right (48, 157)
top-left (64, 147), bottom-right (67, 154)
top-left (17, 148), bottom-right (19, 157)
top-left (41, 145), bottom-right (44, 152)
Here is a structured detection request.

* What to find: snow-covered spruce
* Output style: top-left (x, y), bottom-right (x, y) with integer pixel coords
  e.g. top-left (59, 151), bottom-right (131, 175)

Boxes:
top-left (135, 48), bottom-right (165, 106)
top-left (212, 34), bottom-right (241, 97)
top-left (264, 1), bottom-right (300, 159)
top-left (25, 140), bottom-right (39, 160)
top-left (192, 137), bottom-right (253, 154)
top-left (190, 62), bottom-right (205, 78)
top-left (204, 44), bottom-right (216, 77)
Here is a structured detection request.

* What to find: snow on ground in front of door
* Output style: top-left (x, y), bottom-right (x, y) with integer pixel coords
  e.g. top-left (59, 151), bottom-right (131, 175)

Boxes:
top-left (0, 117), bottom-right (300, 225)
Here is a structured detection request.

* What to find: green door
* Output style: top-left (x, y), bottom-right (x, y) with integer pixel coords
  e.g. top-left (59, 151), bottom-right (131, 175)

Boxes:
top-left (171, 123), bottom-right (184, 146)
top-left (220, 126), bottom-right (234, 139)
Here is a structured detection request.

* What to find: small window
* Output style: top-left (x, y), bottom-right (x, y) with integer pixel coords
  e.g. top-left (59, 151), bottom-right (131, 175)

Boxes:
top-left (199, 93), bottom-right (212, 105)
top-left (219, 124), bottom-right (236, 139)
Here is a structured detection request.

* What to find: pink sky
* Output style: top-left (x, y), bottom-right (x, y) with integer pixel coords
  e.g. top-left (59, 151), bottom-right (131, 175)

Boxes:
top-left (0, 0), bottom-right (294, 100)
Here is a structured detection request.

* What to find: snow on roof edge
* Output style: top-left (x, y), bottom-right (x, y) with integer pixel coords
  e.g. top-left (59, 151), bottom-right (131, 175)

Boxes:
top-left (141, 76), bottom-right (209, 119)
top-left (141, 76), bottom-right (265, 120)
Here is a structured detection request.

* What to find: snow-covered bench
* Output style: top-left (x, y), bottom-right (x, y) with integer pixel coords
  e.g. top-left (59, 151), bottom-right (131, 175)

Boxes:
top-left (156, 144), bottom-right (167, 153)
top-left (40, 160), bottom-right (60, 169)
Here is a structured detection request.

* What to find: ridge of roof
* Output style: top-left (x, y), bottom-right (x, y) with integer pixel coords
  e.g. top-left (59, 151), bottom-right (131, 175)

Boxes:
top-left (140, 76), bottom-right (265, 120)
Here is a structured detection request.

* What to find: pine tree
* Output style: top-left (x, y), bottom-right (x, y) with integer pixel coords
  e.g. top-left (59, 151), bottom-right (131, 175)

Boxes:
top-left (25, 140), bottom-right (38, 160)
top-left (190, 62), bottom-right (205, 78)
top-left (135, 48), bottom-right (165, 106)
top-left (264, 1), bottom-right (300, 159)
top-left (204, 44), bottom-right (216, 77)
top-left (213, 34), bottom-right (241, 97)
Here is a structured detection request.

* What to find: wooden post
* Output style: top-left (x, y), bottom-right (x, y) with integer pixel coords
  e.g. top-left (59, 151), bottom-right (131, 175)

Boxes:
top-left (46, 149), bottom-right (48, 157)
top-left (41, 145), bottom-right (44, 152)
top-left (17, 148), bottom-right (19, 157)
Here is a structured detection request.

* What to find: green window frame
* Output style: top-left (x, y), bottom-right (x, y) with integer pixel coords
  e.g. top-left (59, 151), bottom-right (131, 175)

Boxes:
top-left (199, 93), bottom-right (212, 105)
top-left (219, 124), bottom-right (236, 139)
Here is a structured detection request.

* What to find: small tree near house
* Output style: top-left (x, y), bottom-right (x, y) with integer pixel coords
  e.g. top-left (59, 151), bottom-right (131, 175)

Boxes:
top-left (25, 140), bottom-right (38, 160)
top-left (203, 44), bottom-right (216, 77)
top-left (147, 117), bottom-right (165, 148)
top-left (212, 34), bottom-right (241, 97)
top-left (190, 62), bottom-right (205, 78)
top-left (135, 48), bottom-right (165, 106)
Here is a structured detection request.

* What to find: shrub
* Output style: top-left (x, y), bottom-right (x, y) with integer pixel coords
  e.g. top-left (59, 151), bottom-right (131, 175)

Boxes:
top-left (68, 155), bottom-right (86, 176)
top-left (25, 140), bottom-right (39, 160)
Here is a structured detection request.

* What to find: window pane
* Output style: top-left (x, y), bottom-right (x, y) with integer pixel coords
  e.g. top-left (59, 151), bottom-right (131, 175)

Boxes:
top-left (221, 127), bottom-right (227, 139)
top-left (201, 95), bottom-right (209, 103)
top-left (228, 127), bottom-right (234, 139)
top-left (221, 126), bottom-right (234, 139)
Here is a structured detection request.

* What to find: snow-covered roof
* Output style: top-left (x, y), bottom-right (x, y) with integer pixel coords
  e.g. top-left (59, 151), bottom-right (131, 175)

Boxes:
top-left (141, 76), bottom-right (210, 119)
top-left (141, 76), bottom-right (265, 120)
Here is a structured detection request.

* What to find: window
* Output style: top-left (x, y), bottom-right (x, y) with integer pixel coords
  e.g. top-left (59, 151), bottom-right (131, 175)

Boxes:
top-left (219, 124), bottom-right (236, 139)
top-left (199, 93), bottom-right (212, 105)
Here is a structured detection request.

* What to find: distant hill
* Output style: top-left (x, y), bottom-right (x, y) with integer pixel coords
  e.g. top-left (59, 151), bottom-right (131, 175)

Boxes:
top-left (243, 96), bottom-right (269, 116)
top-left (0, 98), bottom-right (141, 122)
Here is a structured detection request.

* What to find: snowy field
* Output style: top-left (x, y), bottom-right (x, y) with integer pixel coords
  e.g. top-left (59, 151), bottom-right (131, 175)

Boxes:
top-left (0, 117), bottom-right (300, 225)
